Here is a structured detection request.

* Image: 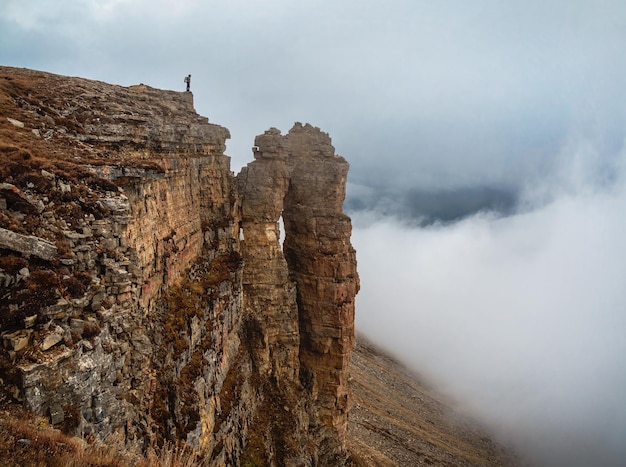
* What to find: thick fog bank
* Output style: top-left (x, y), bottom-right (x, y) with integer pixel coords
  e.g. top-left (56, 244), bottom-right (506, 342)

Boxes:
top-left (353, 164), bottom-right (626, 466)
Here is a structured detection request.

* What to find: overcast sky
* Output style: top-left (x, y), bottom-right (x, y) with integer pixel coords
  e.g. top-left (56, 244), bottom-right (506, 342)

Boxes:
top-left (2, 2), bottom-right (626, 466)
top-left (2, 0), bottom-right (625, 197)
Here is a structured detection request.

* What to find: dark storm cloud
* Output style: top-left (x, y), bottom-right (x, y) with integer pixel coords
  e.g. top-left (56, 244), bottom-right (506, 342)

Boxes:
top-left (346, 184), bottom-right (518, 226)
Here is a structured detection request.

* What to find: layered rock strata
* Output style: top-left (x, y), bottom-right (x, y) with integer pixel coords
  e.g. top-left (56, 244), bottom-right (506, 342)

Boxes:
top-left (238, 125), bottom-right (359, 463)
top-left (0, 67), bottom-right (358, 465)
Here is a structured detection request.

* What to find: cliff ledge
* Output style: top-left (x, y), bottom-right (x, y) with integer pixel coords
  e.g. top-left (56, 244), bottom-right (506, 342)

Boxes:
top-left (0, 67), bottom-right (357, 465)
top-left (0, 67), bottom-right (517, 467)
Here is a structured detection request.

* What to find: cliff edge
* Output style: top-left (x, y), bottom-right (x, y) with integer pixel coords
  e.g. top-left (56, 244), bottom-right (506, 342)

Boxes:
top-left (0, 66), bottom-right (357, 465)
top-left (0, 67), bottom-right (516, 466)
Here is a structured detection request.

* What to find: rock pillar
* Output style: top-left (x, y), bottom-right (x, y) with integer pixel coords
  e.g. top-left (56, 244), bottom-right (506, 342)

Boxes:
top-left (238, 123), bottom-right (359, 462)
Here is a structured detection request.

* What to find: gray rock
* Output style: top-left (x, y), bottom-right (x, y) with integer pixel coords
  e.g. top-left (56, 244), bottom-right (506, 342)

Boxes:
top-left (24, 315), bottom-right (37, 329)
top-left (0, 183), bottom-right (40, 214)
top-left (130, 333), bottom-right (152, 356)
top-left (16, 438), bottom-right (31, 448)
top-left (3, 330), bottom-right (31, 352)
top-left (0, 273), bottom-right (12, 287)
top-left (91, 291), bottom-right (105, 311)
top-left (92, 394), bottom-right (105, 422)
top-left (42, 326), bottom-right (65, 351)
top-left (6, 117), bottom-right (24, 128)
top-left (49, 404), bottom-right (65, 425)
top-left (58, 181), bottom-right (71, 193)
top-left (70, 319), bottom-right (85, 335)
top-left (41, 169), bottom-right (55, 180)
top-left (100, 196), bottom-right (130, 214)
top-left (0, 227), bottom-right (58, 261)
top-left (83, 408), bottom-right (93, 422)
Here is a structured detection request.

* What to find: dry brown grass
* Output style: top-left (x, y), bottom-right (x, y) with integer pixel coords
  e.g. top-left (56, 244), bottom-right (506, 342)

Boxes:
top-left (0, 410), bottom-right (123, 467)
top-left (0, 407), bottom-right (204, 467)
top-left (140, 442), bottom-right (205, 467)
top-left (0, 265), bottom-right (61, 330)
top-left (0, 68), bottom-right (167, 173)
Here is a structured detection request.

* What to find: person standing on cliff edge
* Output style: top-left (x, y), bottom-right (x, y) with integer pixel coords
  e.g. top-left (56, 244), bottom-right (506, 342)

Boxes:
top-left (184, 74), bottom-right (191, 92)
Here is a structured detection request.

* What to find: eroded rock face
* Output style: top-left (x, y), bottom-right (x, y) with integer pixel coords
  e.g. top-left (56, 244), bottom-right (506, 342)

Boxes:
top-left (0, 68), bottom-right (358, 465)
top-left (238, 123), bottom-right (359, 464)
top-left (0, 67), bottom-right (245, 459)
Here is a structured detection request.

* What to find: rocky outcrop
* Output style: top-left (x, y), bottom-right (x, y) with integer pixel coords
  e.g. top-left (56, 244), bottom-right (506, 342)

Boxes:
top-left (0, 67), bottom-right (358, 465)
top-left (0, 227), bottom-right (58, 261)
top-left (238, 124), bottom-right (359, 464)
top-left (0, 66), bottom-right (245, 454)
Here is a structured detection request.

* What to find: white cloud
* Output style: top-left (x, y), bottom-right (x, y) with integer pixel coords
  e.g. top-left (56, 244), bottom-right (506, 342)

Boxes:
top-left (3, 0), bottom-right (79, 30)
top-left (353, 146), bottom-right (626, 466)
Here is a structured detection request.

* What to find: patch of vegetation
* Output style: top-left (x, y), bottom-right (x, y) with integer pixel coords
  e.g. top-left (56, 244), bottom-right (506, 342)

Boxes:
top-left (0, 143), bottom-right (31, 160)
top-left (178, 356), bottom-right (203, 432)
top-left (213, 348), bottom-right (245, 434)
top-left (241, 433), bottom-right (268, 467)
top-left (55, 238), bottom-right (73, 259)
top-left (161, 250), bottom-right (242, 358)
top-left (0, 267), bottom-right (60, 329)
top-left (0, 147), bottom-right (115, 229)
top-left (0, 408), bottom-right (122, 467)
top-left (0, 406), bottom-right (204, 466)
top-left (82, 320), bottom-right (101, 339)
top-left (59, 405), bottom-right (81, 436)
top-left (0, 253), bottom-right (27, 275)
top-left (151, 250), bottom-right (243, 444)
top-left (163, 280), bottom-right (204, 358)
top-left (0, 257), bottom-right (93, 332)
top-left (150, 380), bottom-right (174, 445)
top-left (203, 250), bottom-right (243, 290)
top-left (176, 337), bottom-right (216, 437)
top-left (61, 271), bottom-right (92, 298)
top-left (241, 378), bottom-right (302, 467)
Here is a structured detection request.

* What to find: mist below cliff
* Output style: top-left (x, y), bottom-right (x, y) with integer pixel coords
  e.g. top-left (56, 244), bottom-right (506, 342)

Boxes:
top-left (351, 147), bottom-right (626, 466)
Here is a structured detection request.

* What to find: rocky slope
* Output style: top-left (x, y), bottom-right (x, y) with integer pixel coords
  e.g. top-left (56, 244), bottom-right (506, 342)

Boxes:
top-left (348, 337), bottom-right (519, 466)
top-left (0, 67), bottom-right (515, 466)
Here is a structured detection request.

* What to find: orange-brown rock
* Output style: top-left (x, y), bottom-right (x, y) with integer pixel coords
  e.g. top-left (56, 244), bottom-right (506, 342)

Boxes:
top-left (238, 123), bottom-right (359, 464)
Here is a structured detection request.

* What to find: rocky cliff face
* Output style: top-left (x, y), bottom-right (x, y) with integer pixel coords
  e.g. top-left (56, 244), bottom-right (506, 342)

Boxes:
top-left (238, 125), bottom-right (359, 464)
top-left (0, 67), bottom-right (358, 465)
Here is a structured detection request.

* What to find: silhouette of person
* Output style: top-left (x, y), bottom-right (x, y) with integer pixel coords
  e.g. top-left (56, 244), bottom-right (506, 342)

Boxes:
top-left (184, 74), bottom-right (191, 92)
